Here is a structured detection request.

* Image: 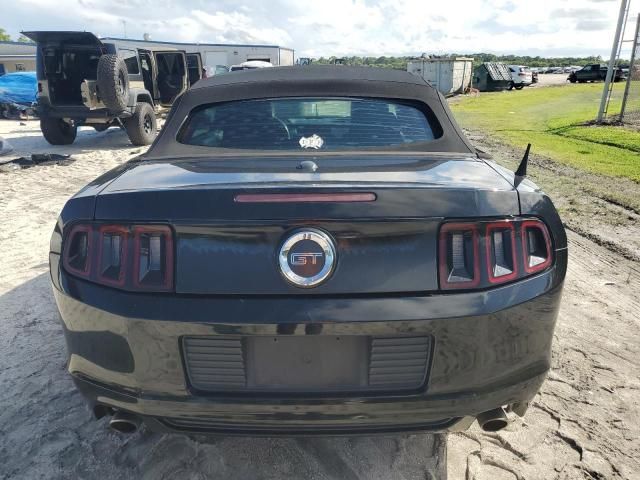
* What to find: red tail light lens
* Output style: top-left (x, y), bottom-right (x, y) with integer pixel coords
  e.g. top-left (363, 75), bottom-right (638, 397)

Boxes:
top-left (62, 223), bottom-right (174, 292)
top-left (439, 218), bottom-right (553, 291)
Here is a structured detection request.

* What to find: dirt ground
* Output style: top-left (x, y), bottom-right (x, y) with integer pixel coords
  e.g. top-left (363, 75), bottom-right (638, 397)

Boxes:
top-left (0, 120), bottom-right (638, 480)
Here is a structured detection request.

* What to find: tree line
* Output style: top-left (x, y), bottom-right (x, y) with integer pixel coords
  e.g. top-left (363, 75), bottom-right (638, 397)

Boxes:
top-left (311, 54), bottom-right (608, 69)
top-left (0, 28), bottom-right (32, 43)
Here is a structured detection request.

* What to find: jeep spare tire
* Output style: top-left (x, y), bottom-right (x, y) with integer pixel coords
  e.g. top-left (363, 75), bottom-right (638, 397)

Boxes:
top-left (124, 102), bottom-right (157, 146)
top-left (97, 54), bottom-right (129, 113)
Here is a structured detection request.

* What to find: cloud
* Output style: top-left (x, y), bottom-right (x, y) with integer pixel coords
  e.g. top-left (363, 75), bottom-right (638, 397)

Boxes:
top-left (576, 19), bottom-right (610, 31)
top-left (2, 0), bottom-right (626, 58)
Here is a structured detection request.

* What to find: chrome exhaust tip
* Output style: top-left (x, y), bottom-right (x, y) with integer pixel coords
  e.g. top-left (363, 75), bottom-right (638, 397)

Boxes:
top-left (476, 408), bottom-right (509, 432)
top-left (109, 411), bottom-right (141, 434)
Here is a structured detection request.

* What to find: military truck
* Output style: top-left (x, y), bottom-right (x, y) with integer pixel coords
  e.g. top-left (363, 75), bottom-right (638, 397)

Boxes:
top-left (23, 31), bottom-right (203, 146)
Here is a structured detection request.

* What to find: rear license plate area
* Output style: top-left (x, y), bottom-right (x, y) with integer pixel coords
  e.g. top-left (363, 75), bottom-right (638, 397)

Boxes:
top-left (246, 336), bottom-right (368, 391)
top-left (182, 335), bottom-right (431, 394)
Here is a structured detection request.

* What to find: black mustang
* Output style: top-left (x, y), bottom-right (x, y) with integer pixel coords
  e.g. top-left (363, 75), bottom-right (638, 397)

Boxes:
top-left (50, 66), bottom-right (566, 435)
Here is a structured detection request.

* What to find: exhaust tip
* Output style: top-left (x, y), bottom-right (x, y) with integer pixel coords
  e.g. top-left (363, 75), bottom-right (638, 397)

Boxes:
top-left (476, 408), bottom-right (508, 432)
top-left (109, 411), bottom-right (141, 434)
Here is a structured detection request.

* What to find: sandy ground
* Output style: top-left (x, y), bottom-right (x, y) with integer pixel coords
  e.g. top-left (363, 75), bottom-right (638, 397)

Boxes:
top-left (0, 120), bottom-right (639, 480)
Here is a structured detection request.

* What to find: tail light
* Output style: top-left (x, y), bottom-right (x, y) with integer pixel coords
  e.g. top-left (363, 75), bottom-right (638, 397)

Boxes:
top-left (439, 218), bottom-right (552, 291)
top-left (62, 223), bottom-right (174, 292)
top-left (521, 220), bottom-right (552, 274)
top-left (439, 223), bottom-right (480, 289)
top-left (63, 225), bottom-right (92, 276)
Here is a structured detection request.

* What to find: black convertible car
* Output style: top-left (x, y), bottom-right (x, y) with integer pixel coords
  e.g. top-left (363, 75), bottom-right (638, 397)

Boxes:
top-left (50, 66), bottom-right (566, 435)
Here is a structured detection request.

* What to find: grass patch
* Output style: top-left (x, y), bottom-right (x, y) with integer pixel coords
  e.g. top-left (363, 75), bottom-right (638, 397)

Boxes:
top-left (450, 83), bottom-right (640, 181)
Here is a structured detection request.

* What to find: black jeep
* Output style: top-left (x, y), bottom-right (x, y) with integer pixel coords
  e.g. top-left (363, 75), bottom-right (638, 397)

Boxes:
top-left (23, 31), bottom-right (203, 146)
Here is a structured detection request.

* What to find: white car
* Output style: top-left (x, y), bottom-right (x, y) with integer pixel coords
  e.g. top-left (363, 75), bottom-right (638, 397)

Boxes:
top-left (508, 65), bottom-right (533, 90)
top-left (229, 60), bottom-right (274, 72)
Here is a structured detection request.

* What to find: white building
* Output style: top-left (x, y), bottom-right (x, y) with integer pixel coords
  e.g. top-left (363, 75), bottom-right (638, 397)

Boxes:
top-left (407, 57), bottom-right (474, 96)
top-left (0, 41), bottom-right (37, 74)
top-left (101, 38), bottom-right (294, 70)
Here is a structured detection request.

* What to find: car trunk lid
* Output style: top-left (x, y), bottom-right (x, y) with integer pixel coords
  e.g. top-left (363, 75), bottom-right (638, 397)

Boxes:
top-left (95, 155), bottom-right (518, 294)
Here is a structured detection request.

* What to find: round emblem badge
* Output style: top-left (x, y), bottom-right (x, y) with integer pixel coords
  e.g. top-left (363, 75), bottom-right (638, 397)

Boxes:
top-left (278, 229), bottom-right (336, 287)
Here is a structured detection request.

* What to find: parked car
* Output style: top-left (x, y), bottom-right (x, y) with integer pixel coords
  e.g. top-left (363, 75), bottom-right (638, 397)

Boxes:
top-left (23, 31), bottom-right (203, 146)
top-left (508, 65), bottom-right (533, 90)
top-left (568, 64), bottom-right (626, 83)
top-left (229, 60), bottom-right (273, 72)
top-left (50, 66), bottom-right (566, 436)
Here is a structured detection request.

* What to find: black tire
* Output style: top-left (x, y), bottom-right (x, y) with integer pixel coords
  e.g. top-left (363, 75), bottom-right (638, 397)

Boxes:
top-left (40, 117), bottom-right (77, 145)
top-left (508, 82), bottom-right (515, 91)
top-left (124, 102), bottom-right (157, 146)
top-left (569, 77), bottom-right (577, 83)
top-left (97, 54), bottom-right (129, 113)
top-left (515, 84), bottom-right (524, 90)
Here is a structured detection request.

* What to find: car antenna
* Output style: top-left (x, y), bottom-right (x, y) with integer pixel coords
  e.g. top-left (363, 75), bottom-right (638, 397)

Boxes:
top-left (515, 143), bottom-right (531, 179)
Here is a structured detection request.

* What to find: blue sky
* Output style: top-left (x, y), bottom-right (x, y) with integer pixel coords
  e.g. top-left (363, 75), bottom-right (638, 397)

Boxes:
top-left (2, 0), bottom-right (635, 58)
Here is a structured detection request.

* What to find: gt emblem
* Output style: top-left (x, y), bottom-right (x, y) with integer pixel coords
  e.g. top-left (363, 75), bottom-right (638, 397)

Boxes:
top-left (279, 229), bottom-right (336, 288)
top-left (290, 252), bottom-right (324, 265)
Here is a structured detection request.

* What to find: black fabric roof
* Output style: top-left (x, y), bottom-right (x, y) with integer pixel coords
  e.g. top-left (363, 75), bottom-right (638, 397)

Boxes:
top-left (192, 66), bottom-right (430, 90)
top-left (149, 66), bottom-right (476, 156)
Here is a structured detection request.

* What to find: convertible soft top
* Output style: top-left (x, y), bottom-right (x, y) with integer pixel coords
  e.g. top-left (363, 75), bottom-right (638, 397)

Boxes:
top-left (149, 66), bottom-right (476, 156)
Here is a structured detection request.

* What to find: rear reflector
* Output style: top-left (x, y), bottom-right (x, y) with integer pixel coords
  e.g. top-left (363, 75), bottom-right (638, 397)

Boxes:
top-left (234, 193), bottom-right (377, 203)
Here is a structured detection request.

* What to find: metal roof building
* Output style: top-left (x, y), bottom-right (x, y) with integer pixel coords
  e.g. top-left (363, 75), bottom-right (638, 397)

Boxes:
top-left (0, 41), bottom-right (37, 74)
top-left (101, 38), bottom-right (294, 70)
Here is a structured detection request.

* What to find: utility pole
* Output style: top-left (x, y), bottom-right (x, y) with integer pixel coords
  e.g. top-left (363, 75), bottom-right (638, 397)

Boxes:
top-left (597, 0), bottom-right (628, 122)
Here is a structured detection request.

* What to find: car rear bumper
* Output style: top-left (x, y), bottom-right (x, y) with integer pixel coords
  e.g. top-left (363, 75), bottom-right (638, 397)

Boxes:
top-left (52, 255), bottom-right (565, 435)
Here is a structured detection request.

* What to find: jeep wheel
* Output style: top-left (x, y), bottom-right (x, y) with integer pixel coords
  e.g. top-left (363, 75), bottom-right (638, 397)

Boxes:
top-left (97, 54), bottom-right (129, 113)
top-left (515, 84), bottom-right (524, 90)
top-left (508, 82), bottom-right (515, 91)
top-left (40, 117), bottom-right (77, 145)
top-left (124, 102), bottom-right (157, 146)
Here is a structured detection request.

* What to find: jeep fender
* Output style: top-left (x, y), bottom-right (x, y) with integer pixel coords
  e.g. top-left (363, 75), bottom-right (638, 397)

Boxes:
top-left (127, 88), bottom-right (154, 109)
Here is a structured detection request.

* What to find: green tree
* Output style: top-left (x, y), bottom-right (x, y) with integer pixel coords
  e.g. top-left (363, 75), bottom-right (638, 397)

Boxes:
top-left (0, 28), bottom-right (11, 41)
top-left (17, 34), bottom-right (32, 43)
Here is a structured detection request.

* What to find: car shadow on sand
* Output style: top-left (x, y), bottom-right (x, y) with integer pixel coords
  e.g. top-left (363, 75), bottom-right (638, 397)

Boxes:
top-left (0, 120), bottom-right (156, 157)
top-left (0, 273), bottom-right (446, 480)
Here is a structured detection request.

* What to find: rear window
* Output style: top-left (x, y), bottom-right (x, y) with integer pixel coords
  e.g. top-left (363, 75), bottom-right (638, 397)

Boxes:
top-left (178, 97), bottom-right (441, 150)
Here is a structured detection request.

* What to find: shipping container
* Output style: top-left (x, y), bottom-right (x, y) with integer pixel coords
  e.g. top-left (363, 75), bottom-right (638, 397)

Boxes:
top-left (407, 57), bottom-right (474, 96)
